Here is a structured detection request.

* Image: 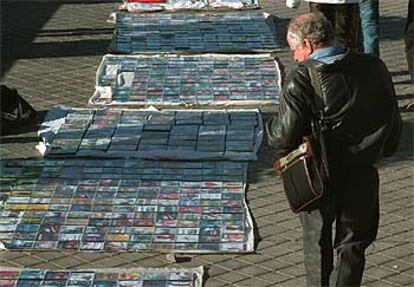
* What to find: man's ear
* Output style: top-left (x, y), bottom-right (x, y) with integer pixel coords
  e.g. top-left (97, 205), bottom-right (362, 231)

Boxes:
top-left (303, 39), bottom-right (314, 54)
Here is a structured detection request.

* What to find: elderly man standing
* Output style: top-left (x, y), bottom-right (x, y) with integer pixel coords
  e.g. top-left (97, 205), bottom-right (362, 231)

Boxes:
top-left (267, 13), bottom-right (402, 286)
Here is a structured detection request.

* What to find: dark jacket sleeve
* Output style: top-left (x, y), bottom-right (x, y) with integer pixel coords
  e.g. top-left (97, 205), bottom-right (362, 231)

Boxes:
top-left (383, 105), bottom-right (402, 157)
top-left (381, 61), bottom-right (403, 157)
top-left (266, 66), bottom-right (314, 160)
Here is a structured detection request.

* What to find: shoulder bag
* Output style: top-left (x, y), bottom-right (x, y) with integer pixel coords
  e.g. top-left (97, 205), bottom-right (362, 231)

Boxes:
top-left (273, 67), bottom-right (330, 213)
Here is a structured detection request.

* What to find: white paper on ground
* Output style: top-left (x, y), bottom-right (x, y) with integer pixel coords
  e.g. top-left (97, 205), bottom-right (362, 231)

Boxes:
top-left (95, 86), bottom-right (113, 99)
top-left (117, 72), bottom-right (135, 88)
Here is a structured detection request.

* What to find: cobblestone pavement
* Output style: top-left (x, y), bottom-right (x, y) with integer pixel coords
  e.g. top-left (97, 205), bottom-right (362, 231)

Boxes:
top-left (1, 0), bottom-right (413, 286)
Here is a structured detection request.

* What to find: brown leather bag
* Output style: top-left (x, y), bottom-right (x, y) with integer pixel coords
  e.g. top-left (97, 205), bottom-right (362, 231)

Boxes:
top-left (274, 67), bottom-right (330, 213)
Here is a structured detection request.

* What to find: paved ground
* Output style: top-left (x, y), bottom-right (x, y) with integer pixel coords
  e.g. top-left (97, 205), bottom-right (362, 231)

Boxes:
top-left (0, 0), bottom-right (413, 286)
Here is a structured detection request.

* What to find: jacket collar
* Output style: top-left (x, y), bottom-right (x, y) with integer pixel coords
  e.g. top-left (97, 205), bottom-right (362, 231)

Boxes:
top-left (303, 48), bottom-right (354, 72)
top-left (310, 44), bottom-right (347, 64)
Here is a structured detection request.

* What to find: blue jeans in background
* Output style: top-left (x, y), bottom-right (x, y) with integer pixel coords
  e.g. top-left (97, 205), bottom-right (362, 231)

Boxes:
top-left (359, 0), bottom-right (380, 56)
top-left (405, 0), bottom-right (414, 81)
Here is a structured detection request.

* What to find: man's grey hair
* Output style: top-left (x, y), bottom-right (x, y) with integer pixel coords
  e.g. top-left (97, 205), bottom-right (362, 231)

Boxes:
top-left (287, 13), bottom-right (335, 48)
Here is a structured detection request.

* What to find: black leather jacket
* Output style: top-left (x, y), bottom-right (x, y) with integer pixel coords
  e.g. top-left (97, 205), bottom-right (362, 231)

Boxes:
top-left (267, 50), bottom-right (402, 167)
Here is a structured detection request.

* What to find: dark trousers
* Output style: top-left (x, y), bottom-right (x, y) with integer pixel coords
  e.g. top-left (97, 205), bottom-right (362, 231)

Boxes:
top-left (299, 166), bottom-right (379, 286)
top-left (309, 3), bottom-right (361, 51)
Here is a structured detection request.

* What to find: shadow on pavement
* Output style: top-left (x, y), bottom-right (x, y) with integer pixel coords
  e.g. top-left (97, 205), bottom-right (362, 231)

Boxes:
top-left (1, 1), bottom-right (61, 76)
top-left (0, 136), bottom-right (41, 144)
top-left (245, 195), bottom-right (263, 249)
top-left (394, 115), bottom-right (414, 158)
top-left (249, 111), bottom-right (276, 174)
top-left (391, 70), bottom-right (410, 77)
top-left (202, 267), bottom-right (210, 287)
top-left (13, 39), bottom-right (111, 59)
top-left (56, 0), bottom-right (119, 3)
top-left (396, 93), bottom-right (414, 99)
top-left (1, 1), bottom-right (114, 77)
top-left (380, 15), bottom-right (408, 40)
top-left (36, 27), bottom-right (113, 37)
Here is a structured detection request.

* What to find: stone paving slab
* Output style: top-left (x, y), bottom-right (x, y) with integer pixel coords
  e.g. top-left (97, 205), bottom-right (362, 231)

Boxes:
top-left (0, 0), bottom-right (413, 286)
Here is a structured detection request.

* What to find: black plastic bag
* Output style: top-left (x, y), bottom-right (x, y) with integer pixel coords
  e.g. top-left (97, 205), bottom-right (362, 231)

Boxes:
top-left (0, 85), bottom-right (36, 135)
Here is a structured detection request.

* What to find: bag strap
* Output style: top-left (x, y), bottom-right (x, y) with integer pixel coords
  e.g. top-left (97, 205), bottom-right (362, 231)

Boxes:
top-left (307, 66), bottom-right (325, 121)
top-left (308, 68), bottom-right (322, 101)
top-left (307, 66), bottom-right (330, 178)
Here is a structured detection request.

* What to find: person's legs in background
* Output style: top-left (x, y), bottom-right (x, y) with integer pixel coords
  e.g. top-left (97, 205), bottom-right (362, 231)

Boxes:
top-left (309, 3), bottom-right (361, 51)
top-left (359, 0), bottom-right (380, 56)
top-left (309, 3), bottom-right (336, 25)
top-left (405, 0), bottom-right (414, 82)
top-left (335, 3), bottom-right (361, 51)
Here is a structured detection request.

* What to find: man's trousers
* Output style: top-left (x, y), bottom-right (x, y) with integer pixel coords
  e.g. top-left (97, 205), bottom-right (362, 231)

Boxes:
top-left (299, 166), bottom-right (379, 286)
